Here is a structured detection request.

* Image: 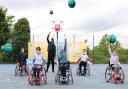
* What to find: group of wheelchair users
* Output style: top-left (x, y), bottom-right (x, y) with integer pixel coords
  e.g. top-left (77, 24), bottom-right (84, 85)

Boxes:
top-left (15, 33), bottom-right (124, 85)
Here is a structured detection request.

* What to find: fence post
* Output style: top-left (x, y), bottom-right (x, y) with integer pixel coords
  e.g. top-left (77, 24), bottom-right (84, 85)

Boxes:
top-left (73, 34), bottom-right (76, 60)
top-left (33, 34), bottom-right (34, 42)
top-left (93, 34), bottom-right (94, 61)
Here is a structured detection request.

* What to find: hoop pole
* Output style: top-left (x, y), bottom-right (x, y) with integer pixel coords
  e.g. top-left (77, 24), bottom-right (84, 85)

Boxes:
top-left (56, 32), bottom-right (59, 61)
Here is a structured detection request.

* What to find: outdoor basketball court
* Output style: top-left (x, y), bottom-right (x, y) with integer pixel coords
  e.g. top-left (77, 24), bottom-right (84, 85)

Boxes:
top-left (0, 64), bottom-right (128, 89)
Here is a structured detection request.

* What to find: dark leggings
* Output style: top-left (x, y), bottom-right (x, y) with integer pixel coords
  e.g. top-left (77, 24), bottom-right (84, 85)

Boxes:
top-left (33, 65), bottom-right (41, 78)
top-left (59, 63), bottom-right (69, 77)
top-left (46, 57), bottom-right (54, 72)
top-left (19, 64), bottom-right (26, 71)
top-left (79, 61), bottom-right (87, 74)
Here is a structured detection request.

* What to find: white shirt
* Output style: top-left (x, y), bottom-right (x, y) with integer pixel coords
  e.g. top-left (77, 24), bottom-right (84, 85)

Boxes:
top-left (34, 53), bottom-right (44, 65)
top-left (110, 55), bottom-right (119, 65)
top-left (108, 46), bottom-right (119, 65)
top-left (80, 53), bottom-right (89, 62)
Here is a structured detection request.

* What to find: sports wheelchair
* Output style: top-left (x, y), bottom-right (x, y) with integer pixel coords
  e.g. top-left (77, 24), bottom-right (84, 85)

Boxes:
top-left (28, 65), bottom-right (47, 85)
top-left (76, 62), bottom-right (90, 76)
top-left (105, 64), bottom-right (125, 84)
top-left (55, 63), bottom-right (73, 85)
top-left (15, 63), bottom-right (29, 76)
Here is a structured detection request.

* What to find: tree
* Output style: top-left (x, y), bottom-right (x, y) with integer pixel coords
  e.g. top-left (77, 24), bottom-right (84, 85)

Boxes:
top-left (12, 18), bottom-right (30, 62)
top-left (0, 6), bottom-right (14, 47)
top-left (0, 6), bottom-right (14, 63)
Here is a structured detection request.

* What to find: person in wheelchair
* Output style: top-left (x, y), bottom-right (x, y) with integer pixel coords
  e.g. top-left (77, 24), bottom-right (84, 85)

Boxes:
top-left (58, 39), bottom-right (69, 79)
top-left (107, 44), bottom-right (122, 82)
top-left (77, 49), bottom-right (92, 75)
top-left (17, 48), bottom-right (27, 71)
top-left (108, 45), bottom-right (121, 70)
top-left (32, 47), bottom-right (45, 80)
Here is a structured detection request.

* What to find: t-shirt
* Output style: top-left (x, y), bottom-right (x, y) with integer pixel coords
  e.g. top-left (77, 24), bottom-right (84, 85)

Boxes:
top-left (108, 46), bottom-right (119, 65)
top-left (110, 55), bottom-right (119, 65)
top-left (80, 53), bottom-right (89, 62)
top-left (33, 53), bottom-right (44, 65)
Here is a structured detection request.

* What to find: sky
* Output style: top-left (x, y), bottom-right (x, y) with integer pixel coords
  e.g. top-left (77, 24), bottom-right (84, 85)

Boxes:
top-left (0, 0), bottom-right (128, 48)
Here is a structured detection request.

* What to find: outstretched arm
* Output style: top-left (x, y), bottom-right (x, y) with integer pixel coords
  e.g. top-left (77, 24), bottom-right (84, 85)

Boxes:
top-left (64, 38), bottom-right (67, 53)
top-left (76, 58), bottom-right (81, 64)
top-left (47, 32), bottom-right (51, 43)
top-left (108, 45), bottom-right (112, 56)
top-left (107, 41), bottom-right (112, 56)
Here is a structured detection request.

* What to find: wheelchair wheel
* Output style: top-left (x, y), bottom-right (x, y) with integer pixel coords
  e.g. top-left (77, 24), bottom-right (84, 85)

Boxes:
top-left (28, 72), bottom-right (33, 85)
top-left (15, 64), bottom-right (19, 76)
top-left (28, 75), bottom-right (33, 85)
top-left (55, 69), bottom-right (60, 84)
top-left (105, 66), bottom-right (111, 82)
top-left (119, 68), bottom-right (125, 83)
top-left (86, 64), bottom-right (90, 76)
top-left (76, 67), bottom-right (80, 76)
top-left (55, 73), bottom-right (59, 84)
top-left (25, 65), bottom-right (30, 75)
top-left (68, 68), bottom-right (73, 84)
top-left (42, 67), bottom-right (47, 84)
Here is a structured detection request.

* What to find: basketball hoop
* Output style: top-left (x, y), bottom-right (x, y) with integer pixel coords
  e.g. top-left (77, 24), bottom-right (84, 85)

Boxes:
top-left (55, 24), bottom-right (60, 32)
top-left (51, 20), bottom-right (63, 32)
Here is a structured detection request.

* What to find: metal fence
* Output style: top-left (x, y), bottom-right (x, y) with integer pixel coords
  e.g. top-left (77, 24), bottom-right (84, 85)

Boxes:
top-left (30, 33), bottom-right (128, 49)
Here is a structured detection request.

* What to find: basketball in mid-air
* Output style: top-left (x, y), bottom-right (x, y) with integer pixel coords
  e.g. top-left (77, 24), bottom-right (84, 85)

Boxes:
top-left (108, 34), bottom-right (117, 43)
top-left (49, 10), bottom-right (53, 15)
top-left (1, 44), bottom-right (12, 53)
top-left (68, 0), bottom-right (76, 8)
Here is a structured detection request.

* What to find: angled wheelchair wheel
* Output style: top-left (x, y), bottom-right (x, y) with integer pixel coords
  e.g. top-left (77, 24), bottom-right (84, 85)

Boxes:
top-left (119, 67), bottom-right (125, 83)
top-left (44, 74), bottom-right (47, 84)
top-left (15, 64), bottom-right (19, 76)
top-left (42, 67), bottom-right (47, 84)
top-left (76, 67), bottom-right (80, 76)
top-left (55, 69), bottom-right (60, 84)
top-left (86, 64), bottom-right (90, 76)
top-left (28, 73), bottom-right (33, 85)
top-left (68, 68), bottom-right (73, 84)
top-left (105, 66), bottom-right (111, 82)
top-left (55, 74), bottom-right (59, 84)
top-left (25, 65), bottom-right (30, 76)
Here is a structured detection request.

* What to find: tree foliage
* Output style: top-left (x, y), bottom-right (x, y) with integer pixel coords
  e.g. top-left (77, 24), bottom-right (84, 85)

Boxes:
top-left (0, 6), bottom-right (14, 47)
top-left (0, 6), bottom-right (14, 63)
top-left (0, 6), bottom-right (30, 63)
top-left (12, 18), bottom-right (30, 62)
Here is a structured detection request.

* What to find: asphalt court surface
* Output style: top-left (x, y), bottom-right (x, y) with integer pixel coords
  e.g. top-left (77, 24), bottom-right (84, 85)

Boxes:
top-left (0, 64), bottom-right (128, 89)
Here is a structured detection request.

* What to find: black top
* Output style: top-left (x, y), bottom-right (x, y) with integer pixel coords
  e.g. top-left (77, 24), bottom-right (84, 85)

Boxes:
top-left (18, 53), bottom-right (27, 65)
top-left (47, 32), bottom-right (56, 58)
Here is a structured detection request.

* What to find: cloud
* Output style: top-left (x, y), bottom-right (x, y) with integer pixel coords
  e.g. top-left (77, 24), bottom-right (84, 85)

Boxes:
top-left (1, 0), bottom-right (128, 34)
top-left (0, 0), bottom-right (56, 11)
top-left (68, 0), bottom-right (128, 32)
